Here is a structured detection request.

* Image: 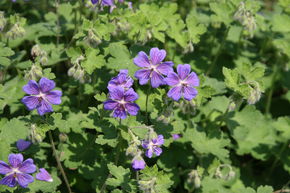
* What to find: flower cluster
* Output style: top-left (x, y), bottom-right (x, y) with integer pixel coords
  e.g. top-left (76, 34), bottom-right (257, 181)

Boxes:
top-left (134, 48), bottom-right (199, 101)
top-left (0, 153), bottom-right (52, 188)
top-left (104, 70), bottom-right (140, 119)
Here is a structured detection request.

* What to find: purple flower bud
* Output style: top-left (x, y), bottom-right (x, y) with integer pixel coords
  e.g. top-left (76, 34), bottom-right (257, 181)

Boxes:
top-left (172, 134), bottom-right (181, 140)
top-left (36, 168), bottom-right (53, 182)
top-left (16, 139), bottom-right (32, 151)
top-left (132, 159), bottom-right (146, 170)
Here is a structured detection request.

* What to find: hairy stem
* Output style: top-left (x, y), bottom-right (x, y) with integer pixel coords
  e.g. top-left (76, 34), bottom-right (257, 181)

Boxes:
top-left (48, 130), bottom-right (72, 193)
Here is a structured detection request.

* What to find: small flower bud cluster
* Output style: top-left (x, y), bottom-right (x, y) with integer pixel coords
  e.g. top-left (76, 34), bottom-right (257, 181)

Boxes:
top-left (24, 64), bottom-right (43, 80)
top-left (31, 44), bottom-right (48, 65)
top-left (0, 11), bottom-right (7, 32)
top-left (234, 2), bottom-right (257, 37)
top-left (85, 29), bottom-right (102, 47)
top-left (6, 23), bottom-right (25, 39)
top-left (183, 42), bottom-right (194, 54)
top-left (215, 164), bottom-right (236, 180)
top-left (247, 82), bottom-right (262, 105)
top-left (187, 170), bottom-right (201, 189)
top-left (138, 177), bottom-right (157, 193)
top-left (68, 55), bottom-right (90, 83)
top-left (29, 124), bottom-right (44, 143)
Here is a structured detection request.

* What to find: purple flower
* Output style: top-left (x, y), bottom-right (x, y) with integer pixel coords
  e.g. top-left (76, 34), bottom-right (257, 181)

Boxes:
top-left (172, 134), bottom-right (181, 140)
top-left (104, 87), bottom-right (140, 119)
top-left (165, 64), bottom-right (199, 101)
top-left (142, 135), bottom-right (164, 158)
top-left (0, 154), bottom-right (36, 188)
top-left (134, 48), bottom-right (174, 88)
top-left (21, 77), bottom-right (62, 116)
top-left (36, 168), bottom-right (53, 182)
top-left (108, 69), bottom-right (133, 91)
top-left (132, 159), bottom-right (146, 171)
top-left (16, 139), bottom-right (31, 151)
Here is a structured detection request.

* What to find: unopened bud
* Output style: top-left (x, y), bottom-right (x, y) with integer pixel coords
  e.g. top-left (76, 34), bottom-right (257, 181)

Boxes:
top-left (228, 101), bottom-right (237, 111)
top-left (40, 55), bottom-right (48, 65)
top-left (29, 124), bottom-right (43, 143)
top-left (67, 66), bottom-right (76, 77)
top-left (31, 45), bottom-right (42, 57)
top-left (25, 64), bottom-right (43, 80)
top-left (247, 87), bottom-right (261, 105)
top-left (59, 133), bottom-right (68, 142)
top-left (6, 23), bottom-right (25, 39)
top-left (194, 175), bottom-right (201, 188)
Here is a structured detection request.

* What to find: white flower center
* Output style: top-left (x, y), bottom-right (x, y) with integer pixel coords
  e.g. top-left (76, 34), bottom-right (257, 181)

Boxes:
top-left (119, 99), bottom-right (126, 105)
top-left (6, 168), bottom-right (20, 176)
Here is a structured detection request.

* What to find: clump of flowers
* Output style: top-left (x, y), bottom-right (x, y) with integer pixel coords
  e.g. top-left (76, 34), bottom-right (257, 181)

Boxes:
top-left (165, 64), bottom-right (199, 101)
top-left (104, 69), bottom-right (140, 119)
top-left (22, 77), bottom-right (62, 116)
top-left (134, 48), bottom-right (174, 88)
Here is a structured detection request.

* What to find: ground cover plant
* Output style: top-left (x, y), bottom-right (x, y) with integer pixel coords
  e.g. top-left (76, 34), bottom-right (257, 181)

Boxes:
top-left (0, 0), bottom-right (289, 192)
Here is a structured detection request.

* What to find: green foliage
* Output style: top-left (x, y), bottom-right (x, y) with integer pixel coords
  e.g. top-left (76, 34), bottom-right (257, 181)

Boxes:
top-left (0, 0), bottom-right (289, 192)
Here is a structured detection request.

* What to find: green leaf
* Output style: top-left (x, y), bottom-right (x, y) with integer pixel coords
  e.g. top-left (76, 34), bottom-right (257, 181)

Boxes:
top-left (183, 126), bottom-right (230, 162)
top-left (82, 48), bottom-right (105, 74)
top-left (227, 106), bottom-right (276, 160)
top-left (139, 165), bottom-right (173, 193)
top-left (106, 163), bottom-right (136, 191)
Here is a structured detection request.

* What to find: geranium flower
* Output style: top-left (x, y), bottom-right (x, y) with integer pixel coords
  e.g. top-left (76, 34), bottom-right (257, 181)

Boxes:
top-left (21, 77), bottom-right (62, 116)
top-left (134, 48), bottom-right (174, 88)
top-left (0, 154), bottom-right (36, 188)
top-left (142, 135), bottom-right (164, 158)
top-left (165, 64), bottom-right (199, 101)
top-left (104, 87), bottom-right (140, 119)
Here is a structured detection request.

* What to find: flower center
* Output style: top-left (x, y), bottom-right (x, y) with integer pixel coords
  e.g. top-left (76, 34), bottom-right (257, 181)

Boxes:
top-left (119, 99), bottom-right (126, 105)
top-left (6, 168), bottom-right (20, 177)
top-left (179, 80), bottom-right (188, 86)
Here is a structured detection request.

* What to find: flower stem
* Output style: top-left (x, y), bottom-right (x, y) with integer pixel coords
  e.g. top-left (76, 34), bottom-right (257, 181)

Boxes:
top-left (100, 119), bottom-right (122, 193)
top-left (48, 130), bottom-right (72, 193)
top-left (145, 86), bottom-right (151, 124)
